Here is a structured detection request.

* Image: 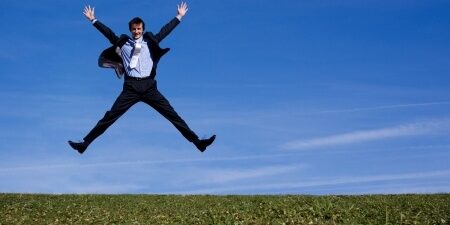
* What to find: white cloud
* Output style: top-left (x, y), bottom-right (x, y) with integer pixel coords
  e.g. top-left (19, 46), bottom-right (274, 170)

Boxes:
top-left (0, 154), bottom-right (302, 173)
top-left (313, 101), bottom-right (450, 114)
top-left (196, 165), bottom-right (304, 184)
top-left (176, 101), bottom-right (450, 128)
top-left (181, 169), bottom-right (450, 194)
top-left (282, 119), bottom-right (450, 150)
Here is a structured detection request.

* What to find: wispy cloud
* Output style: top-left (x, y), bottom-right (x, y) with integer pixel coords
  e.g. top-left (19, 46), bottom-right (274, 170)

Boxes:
top-left (181, 169), bottom-right (450, 194)
top-left (62, 183), bottom-right (144, 194)
top-left (311, 101), bottom-right (450, 115)
top-left (180, 100), bottom-right (450, 128)
top-left (0, 154), bottom-right (303, 173)
top-left (282, 119), bottom-right (450, 150)
top-left (194, 165), bottom-right (304, 185)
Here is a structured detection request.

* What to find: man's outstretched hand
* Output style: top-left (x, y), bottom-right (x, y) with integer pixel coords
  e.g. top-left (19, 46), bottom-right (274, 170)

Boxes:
top-left (83, 5), bottom-right (95, 21)
top-left (176, 2), bottom-right (188, 20)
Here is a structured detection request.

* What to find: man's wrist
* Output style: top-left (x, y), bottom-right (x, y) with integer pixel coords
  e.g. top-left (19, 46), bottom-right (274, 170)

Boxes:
top-left (176, 15), bottom-right (183, 21)
top-left (90, 18), bottom-right (97, 24)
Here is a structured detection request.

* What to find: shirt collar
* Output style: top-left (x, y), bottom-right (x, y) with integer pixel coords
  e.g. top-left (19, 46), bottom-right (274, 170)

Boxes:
top-left (132, 36), bottom-right (144, 44)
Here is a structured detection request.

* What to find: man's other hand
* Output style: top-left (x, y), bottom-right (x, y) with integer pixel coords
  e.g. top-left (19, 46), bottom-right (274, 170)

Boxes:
top-left (176, 2), bottom-right (188, 20)
top-left (83, 5), bottom-right (96, 21)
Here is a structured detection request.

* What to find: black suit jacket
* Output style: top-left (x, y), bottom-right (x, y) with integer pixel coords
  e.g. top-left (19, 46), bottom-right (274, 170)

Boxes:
top-left (93, 17), bottom-right (180, 79)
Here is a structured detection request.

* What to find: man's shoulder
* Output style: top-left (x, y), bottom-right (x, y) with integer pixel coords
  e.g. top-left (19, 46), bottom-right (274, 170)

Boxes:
top-left (143, 32), bottom-right (155, 38)
top-left (119, 34), bottom-right (131, 40)
top-left (143, 32), bottom-right (158, 43)
top-left (116, 34), bottom-right (131, 46)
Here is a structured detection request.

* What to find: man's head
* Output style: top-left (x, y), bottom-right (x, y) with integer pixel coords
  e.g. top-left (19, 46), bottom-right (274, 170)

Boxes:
top-left (129, 17), bottom-right (145, 39)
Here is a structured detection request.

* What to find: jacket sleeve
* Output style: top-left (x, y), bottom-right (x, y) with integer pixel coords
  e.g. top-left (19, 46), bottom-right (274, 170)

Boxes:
top-left (93, 20), bottom-right (120, 45)
top-left (153, 17), bottom-right (181, 43)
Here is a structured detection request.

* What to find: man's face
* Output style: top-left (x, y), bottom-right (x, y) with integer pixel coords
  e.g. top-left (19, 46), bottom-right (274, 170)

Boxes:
top-left (130, 23), bottom-right (144, 39)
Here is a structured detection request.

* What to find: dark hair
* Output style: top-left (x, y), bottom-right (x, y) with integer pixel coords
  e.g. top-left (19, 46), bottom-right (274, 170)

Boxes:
top-left (128, 17), bottom-right (145, 31)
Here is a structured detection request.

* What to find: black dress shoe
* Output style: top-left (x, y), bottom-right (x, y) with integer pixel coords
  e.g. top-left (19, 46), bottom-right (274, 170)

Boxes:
top-left (194, 135), bottom-right (216, 152)
top-left (68, 140), bottom-right (88, 154)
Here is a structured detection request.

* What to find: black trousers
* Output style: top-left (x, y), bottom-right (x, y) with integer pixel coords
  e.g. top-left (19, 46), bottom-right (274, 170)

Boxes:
top-left (83, 77), bottom-right (199, 144)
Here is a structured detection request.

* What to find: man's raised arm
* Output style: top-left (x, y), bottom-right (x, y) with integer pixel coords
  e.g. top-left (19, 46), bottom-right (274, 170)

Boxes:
top-left (83, 5), bottom-right (119, 45)
top-left (154, 2), bottom-right (189, 43)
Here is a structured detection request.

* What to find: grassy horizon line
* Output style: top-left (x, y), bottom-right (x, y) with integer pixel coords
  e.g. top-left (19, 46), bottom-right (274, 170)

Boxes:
top-left (2, 193), bottom-right (449, 224)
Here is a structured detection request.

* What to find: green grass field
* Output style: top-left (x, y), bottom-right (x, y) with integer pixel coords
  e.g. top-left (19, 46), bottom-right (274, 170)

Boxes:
top-left (1, 193), bottom-right (449, 224)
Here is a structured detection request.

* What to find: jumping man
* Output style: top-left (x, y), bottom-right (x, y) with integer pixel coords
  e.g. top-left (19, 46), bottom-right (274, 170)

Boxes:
top-left (68, 2), bottom-right (216, 154)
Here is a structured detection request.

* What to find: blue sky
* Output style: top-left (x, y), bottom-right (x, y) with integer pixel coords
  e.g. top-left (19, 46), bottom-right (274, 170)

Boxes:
top-left (0, 0), bottom-right (449, 194)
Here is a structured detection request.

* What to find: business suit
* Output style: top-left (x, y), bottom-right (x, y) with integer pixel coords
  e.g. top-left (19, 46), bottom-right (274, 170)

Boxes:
top-left (80, 17), bottom-right (201, 145)
top-left (94, 18), bottom-right (179, 79)
top-left (69, 4), bottom-right (215, 154)
top-left (68, 12), bottom-right (219, 154)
